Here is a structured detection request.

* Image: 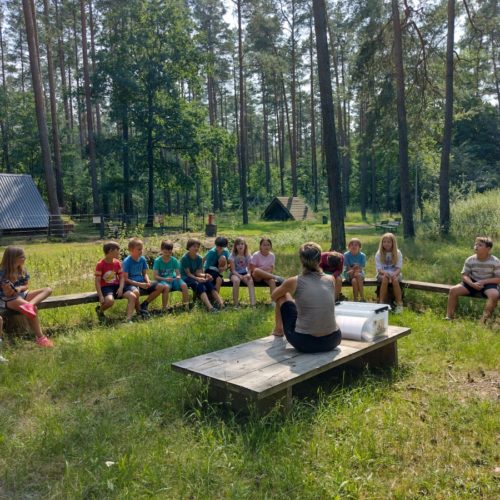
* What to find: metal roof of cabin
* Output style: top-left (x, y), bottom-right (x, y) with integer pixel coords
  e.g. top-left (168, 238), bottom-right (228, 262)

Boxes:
top-left (0, 173), bottom-right (50, 230)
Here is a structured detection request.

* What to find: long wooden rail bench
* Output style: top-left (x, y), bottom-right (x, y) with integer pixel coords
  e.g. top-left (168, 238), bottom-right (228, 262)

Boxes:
top-left (172, 325), bottom-right (412, 413)
top-left (0, 279), bottom-right (454, 314)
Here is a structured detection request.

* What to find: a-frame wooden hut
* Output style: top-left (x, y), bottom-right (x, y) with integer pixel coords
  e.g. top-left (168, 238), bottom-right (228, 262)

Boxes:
top-left (262, 196), bottom-right (315, 221)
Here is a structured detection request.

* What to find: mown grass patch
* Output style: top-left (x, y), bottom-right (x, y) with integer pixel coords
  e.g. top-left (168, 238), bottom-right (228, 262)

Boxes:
top-left (1, 220), bottom-right (499, 497)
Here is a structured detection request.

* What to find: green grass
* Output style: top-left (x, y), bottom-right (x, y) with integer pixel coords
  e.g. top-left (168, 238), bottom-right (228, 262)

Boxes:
top-left (1, 217), bottom-right (499, 498)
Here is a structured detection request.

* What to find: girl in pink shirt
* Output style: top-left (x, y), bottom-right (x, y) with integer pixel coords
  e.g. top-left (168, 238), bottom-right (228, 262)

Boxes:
top-left (249, 238), bottom-right (284, 296)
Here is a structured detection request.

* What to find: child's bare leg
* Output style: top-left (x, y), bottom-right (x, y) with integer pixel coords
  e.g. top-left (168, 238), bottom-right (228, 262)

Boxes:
top-left (133, 290), bottom-right (141, 313)
top-left (392, 278), bottom-right (403, 304)
top-left (4, 297), bottom-right (31, 312)
top-left (352, 278), bottom-right (359, 301)
top-left (215, 276), bottom-right (223, 293)
top-left (244, 276), bottom-right (256, 306)
top-left (162, 287), bottom-right (170, 310)
top-left (199, 291), bottom-right (214, 311)
top-left (379, 277), bottom-right (389, 304)
top-left (482, 289), bottom-right (499, 320)
top-left (211, 290), bottom-right (224, 307)
top-left (124, 291), bottom-right (136, 320)
top-left (26, 316), bottom-right (44, 339)
top-left (335, 276), bottom-right (343, 299)
top-left (100, 295), bottom-right (114, 312)
top-left (144, 285), bottom-right (164, 305)
top-left (181, 284), bottom-right (190, 309)
top-left (26, 287), bottom-right (52, 305)
top-left (231, 275), bottom-right (241, 305)
top-left (356, 274), bottom-right (365, 300)
top-left (447, 285), bottom-right (469, 318)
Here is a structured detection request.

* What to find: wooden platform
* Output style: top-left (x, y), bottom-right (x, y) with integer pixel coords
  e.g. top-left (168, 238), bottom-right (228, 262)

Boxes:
top-left (172, 325), bottom-right (411, 413)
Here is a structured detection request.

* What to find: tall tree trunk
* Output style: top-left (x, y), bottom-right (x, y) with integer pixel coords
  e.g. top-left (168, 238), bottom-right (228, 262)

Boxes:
top-left (42, 0), bottom-right (64, 207)
top-left (207, 73), bottom-right (219, 211)
top-left (289, 1), bottom-right (298, 196)
top-left (312, 0), bottom-right (345, 251)
top-left (0, 18), bottom-right (10, 172)
top-left (22, 0), bottom-right (61, 219)
top-left (88, 0), bottom-right (101, 134)
top-left (261, 73), bottom-right (271, 194)
top-left (309, 14), bottom-right (318, 211)
top-left (73, 7), bottom-right (84, 150)
top-left (146, 91), bottom-right (154, 227)
top-left (370, 146), bottom-right (377, 214)
top-left (439, 0), bottom-right (455, 235)
top-left (391, 0), bottom-right (415, 238)
top-left (122, 108), bottom-right (131, 215)
top-left (359, 99), bottom-right (368, 220)
top-left (54, 0), bottom-right (70, 140)
top-left (80, 0), bottom-right (99, 214)
top-left (237, 0), bottom-right (248, 224)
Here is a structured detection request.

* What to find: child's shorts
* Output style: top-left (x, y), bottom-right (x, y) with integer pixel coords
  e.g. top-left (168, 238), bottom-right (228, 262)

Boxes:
top-left (461, 281), bottom-right (499, 298)
top-left (101, 284), bottom-right (135, 298)
top-left (206, 267), bottom-right (223, 281)
top-left (161, 278), bottom-right (186, 292)
top-left (184, 276), bottom-right (215, 295)
top-left (129, 281), bottom-right (160, 296)
top-left (377, 273), bottom-right (402, 282)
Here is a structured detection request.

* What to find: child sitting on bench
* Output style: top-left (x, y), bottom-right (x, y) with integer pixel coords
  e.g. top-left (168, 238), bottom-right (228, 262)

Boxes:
top-left (375, 233), bottom-right (404, 313)
top-left (446, 236), bottom-right (500, 324)
top-left (122, 238), bottom-right (165, 317)
top-left (95, 241), bottom-right (138, 323)
top-left (0, 246), bottom-right (53, 347)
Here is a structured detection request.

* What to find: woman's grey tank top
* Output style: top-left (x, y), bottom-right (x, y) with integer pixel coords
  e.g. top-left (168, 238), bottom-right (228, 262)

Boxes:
top-left (295, 272), bottom-right (337, 336)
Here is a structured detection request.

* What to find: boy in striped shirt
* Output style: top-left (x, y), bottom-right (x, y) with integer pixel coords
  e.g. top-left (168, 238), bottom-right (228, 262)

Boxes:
top-left (446, 237), bottom-right (500, 323)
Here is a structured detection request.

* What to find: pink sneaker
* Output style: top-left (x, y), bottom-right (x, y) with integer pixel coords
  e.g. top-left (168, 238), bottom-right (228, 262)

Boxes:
top-left (35, 335), bottom-right (54, 348)
top-left (19, 303), bottom-right (37, 319)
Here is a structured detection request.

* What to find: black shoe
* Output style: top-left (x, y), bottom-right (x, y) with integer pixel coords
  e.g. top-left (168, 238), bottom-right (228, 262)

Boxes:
top-left (95, 305), bottom-right (106, 322)
top-left (337, 293), bottom-right (348, 302)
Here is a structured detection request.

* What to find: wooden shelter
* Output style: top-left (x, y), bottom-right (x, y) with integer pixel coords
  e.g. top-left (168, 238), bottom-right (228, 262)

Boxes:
top-left (262, 196), bottom-right (315, 221)
top-left (0, 173), bottom-right (49, 234)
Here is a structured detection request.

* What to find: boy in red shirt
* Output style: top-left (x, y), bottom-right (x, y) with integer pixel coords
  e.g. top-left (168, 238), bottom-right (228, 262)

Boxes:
top-left (95, 241), bottom-right (138, 323)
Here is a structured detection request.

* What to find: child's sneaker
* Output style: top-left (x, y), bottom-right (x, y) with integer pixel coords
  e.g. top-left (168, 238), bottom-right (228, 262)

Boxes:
top-left (337, 293), bottom-right (348, 302)
top-left (394, 304), bottom-right (404, 314)
top-left (95, 305), bottom-right (106, 322)
top-left (0, 354), bottom-right (8, 364)
top-left (140, 301), bottom-right (150, 317)
top-left (36, 335), bottom-right (54, 348)
top-left (19, 303), bottom-right (37, 319)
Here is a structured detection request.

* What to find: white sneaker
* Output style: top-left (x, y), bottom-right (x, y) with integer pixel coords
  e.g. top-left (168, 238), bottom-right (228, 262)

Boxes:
top-left (0, 354), bottom-right (8, 364)
top-left (394, 305), bottom-right (403, 314)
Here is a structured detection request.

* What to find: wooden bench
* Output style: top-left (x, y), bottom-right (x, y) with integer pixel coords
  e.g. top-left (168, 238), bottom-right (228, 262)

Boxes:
top-left (0, 279), bottom-right (453, 315)
top-left (172, 325), bottom-right (412, 413)
top-left (375, 219), bottom-right (402, 233)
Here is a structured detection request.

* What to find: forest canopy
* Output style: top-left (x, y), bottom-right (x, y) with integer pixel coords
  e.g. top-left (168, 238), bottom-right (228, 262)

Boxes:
top-left (0, 0), bottom-right (498, 228)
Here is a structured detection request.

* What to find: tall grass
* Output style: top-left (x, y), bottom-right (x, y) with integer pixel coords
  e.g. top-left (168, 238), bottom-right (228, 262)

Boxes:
top-left (420, 188), bottom-right (500, 239)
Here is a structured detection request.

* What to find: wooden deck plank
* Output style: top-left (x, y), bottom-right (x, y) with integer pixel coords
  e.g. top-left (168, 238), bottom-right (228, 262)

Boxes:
top-left (172, 336), bottom-right (300, 381)
top-left (228, 327), bottom-right (410, 398)
top-left (172, 326), bottom-right (411, 400)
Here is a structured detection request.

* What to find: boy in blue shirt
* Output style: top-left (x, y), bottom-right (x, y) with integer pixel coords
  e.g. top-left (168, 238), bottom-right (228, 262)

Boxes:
top-left (122, 237), bottom-right (165, 317)
top-left (344, 238), bottom-right (366, 302)
top-left (203, 236), bottom-right (230, 293)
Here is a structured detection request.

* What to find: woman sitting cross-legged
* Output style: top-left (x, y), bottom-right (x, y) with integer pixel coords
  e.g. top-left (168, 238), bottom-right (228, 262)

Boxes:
top-left (271, 241), bottom-right (342, 353)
